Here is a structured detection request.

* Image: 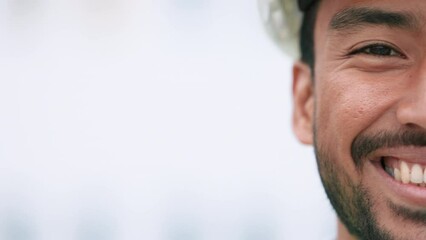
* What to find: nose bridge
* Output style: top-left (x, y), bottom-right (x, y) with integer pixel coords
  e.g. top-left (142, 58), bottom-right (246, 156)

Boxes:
top-left (396, 66), bottom-right (426, 129)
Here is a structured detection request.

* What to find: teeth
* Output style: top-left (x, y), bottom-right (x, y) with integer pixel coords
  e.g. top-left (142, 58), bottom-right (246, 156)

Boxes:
top-left (385, 160), bottom-right (426, 186)
top-left (400, 161), bottom-right (410, 184)
top-left (394, 168), bottom-right (401, 182)
top-left (424, 168), bottom-right (426, 183)
top-left (411, 164), bottom-right (423, 184)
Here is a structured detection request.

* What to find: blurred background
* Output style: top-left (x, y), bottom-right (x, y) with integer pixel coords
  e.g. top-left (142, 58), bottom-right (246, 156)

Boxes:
top-left (0, 0), bottom-right (335, 239)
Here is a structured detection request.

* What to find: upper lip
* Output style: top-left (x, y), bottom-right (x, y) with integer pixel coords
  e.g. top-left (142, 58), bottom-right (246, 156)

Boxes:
top-left (369, 146), bottom-right (426, 164)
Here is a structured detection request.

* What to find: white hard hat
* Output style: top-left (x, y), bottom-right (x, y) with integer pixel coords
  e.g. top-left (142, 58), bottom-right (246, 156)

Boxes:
top-left (257, 0), bottom-right (316, 59)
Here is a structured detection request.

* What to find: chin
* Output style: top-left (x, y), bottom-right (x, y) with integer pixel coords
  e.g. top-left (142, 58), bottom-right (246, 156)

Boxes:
top-left (315, 145), bottom-right (426, 240)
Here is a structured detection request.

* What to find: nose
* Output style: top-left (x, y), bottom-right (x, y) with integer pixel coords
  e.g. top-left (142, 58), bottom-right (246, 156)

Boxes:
top-left (396, 75), bottom-right (426, 129)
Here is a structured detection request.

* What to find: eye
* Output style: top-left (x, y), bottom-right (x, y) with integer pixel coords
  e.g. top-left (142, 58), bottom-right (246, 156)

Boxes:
top-left (349, 43), bottom-right (405, 58)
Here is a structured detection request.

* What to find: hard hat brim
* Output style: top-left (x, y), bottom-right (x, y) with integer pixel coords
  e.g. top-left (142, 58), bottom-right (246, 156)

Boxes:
top-left (258, 0), bottom-right (303, 59)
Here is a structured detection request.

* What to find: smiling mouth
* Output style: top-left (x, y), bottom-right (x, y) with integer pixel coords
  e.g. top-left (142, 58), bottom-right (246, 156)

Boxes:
top-left (357, 146), bottom-right (426, 206)
top-left (381, 157), bottom-right (426, 186)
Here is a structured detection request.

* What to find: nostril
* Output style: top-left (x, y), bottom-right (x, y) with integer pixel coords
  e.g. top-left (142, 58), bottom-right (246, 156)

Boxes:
top-left (405, 123), bottom-right (420, 129)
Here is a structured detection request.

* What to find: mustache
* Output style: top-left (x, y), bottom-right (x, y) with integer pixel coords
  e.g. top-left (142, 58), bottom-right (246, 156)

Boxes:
top-left (351, 129), bottom-right (426, 167)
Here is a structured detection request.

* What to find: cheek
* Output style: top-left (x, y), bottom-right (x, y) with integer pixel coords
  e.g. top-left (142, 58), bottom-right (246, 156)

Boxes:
top-left (314, 73), bottom-right (396, 166)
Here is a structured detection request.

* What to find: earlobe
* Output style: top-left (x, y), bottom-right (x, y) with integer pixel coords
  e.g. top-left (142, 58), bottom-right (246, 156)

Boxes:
top-left (292, 61), bottom-right (314, 145)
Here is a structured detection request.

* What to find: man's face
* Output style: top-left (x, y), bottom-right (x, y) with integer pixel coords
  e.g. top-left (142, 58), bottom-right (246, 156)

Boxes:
top-left (293, 0), bottom-right (426, 239)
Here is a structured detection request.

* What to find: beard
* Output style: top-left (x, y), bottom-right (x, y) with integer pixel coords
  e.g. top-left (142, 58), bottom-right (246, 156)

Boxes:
top-left (314, 127), bottom-right (426, 240)
top-left (315, 146), bottom-right (392, 240)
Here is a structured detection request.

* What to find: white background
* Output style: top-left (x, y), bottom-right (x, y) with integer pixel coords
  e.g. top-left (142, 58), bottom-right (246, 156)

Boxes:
top-left (0, 0), bottom-right (335, 239)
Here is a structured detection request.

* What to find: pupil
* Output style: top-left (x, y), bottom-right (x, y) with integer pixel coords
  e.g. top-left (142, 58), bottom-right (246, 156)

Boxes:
top-left (371, 46), bottom-right (391, 55)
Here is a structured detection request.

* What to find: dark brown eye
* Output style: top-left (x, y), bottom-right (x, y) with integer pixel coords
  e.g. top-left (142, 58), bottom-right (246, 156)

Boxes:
top-left (365, 45), bottom-right (393, 55)
top-left (350, 44), bottom-right (404, 58)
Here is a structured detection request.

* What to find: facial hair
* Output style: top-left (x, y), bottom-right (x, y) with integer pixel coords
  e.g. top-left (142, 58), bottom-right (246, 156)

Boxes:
top-left (315, 141), bottom-right (392, 240)
top-left (314, 127), bottom-right (426, 240)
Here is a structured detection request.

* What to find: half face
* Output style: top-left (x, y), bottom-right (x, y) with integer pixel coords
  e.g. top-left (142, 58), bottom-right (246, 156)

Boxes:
top-left (293, 0), bottom-right (426, 239)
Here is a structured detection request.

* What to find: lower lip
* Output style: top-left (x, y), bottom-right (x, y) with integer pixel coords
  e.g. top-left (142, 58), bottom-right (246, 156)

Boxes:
top-left (372, 161), bottom-right (426, 206)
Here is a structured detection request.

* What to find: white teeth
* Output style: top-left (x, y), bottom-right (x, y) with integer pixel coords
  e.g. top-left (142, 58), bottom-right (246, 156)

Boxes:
top-left (394, 168), bottom-right (401, 182)
top-left (411, 164), bottom-right (423, 184)
top-left (384, 160), bottom-right (426, 186)
top-left (400, 161), bottom-right (411, 184)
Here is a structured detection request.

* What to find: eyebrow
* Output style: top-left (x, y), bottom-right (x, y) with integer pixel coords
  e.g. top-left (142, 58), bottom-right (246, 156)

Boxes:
top-left (329, 7), bottom-right (420, 31)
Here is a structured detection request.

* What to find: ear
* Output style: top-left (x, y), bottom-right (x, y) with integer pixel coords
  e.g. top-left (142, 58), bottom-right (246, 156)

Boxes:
top-left (292, 61), bottom-right (314, 145)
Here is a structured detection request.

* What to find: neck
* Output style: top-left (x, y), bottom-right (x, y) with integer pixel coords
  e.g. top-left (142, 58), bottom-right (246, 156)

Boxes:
top-left (337, 220), bottom-right (357, 240)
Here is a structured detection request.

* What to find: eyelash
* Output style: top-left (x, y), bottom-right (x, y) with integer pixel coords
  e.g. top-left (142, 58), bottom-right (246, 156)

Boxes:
top-left (348, 43), bottom-right (406, 58)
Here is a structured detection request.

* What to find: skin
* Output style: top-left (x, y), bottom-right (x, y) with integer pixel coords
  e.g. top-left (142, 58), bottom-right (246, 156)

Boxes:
top-left (293, 0), bottom-right (426, 239)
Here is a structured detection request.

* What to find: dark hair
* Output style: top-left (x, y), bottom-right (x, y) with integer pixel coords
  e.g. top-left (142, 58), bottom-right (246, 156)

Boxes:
top-left (300, 0), bottom-right (321, 70)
